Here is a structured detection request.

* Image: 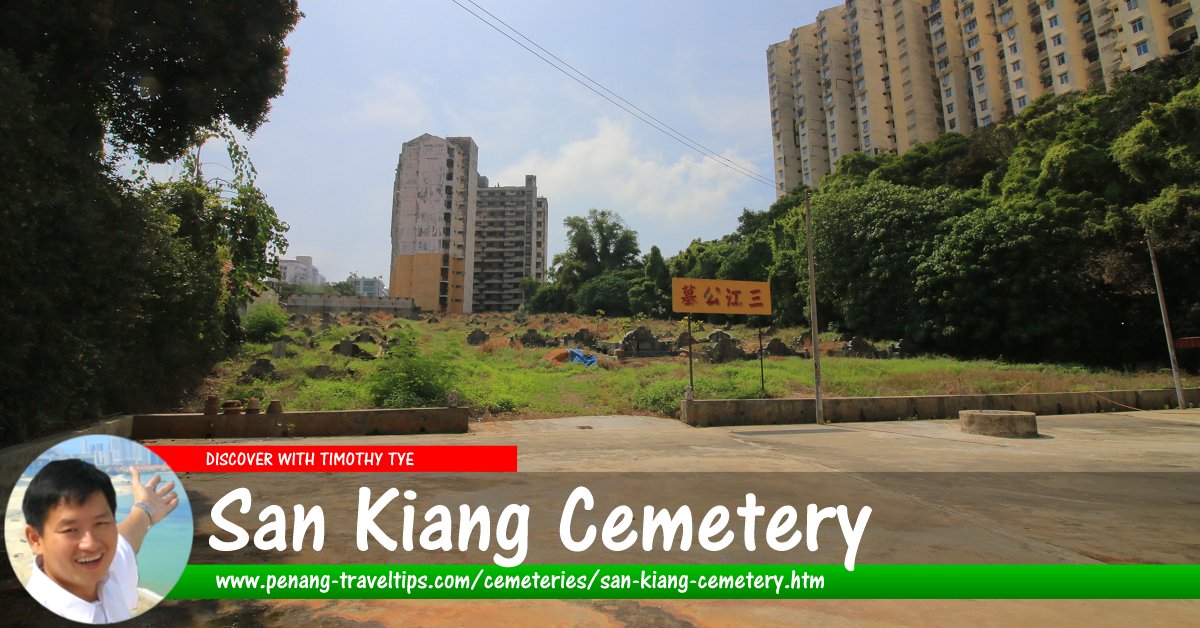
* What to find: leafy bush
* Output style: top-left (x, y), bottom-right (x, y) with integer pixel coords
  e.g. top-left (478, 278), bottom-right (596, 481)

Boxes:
top-left (368, 333), bottom-right (458, 408)
top-left (243, 301), bottom-right (288, 342)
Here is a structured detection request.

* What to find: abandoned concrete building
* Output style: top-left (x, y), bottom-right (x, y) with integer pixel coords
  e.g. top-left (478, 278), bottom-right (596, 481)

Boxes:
top-left (389, 134), bottom-right (548, 314)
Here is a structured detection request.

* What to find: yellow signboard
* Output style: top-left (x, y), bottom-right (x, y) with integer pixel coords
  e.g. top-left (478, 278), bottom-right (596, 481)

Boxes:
top-left (671, 278), bottom-right (771, 315)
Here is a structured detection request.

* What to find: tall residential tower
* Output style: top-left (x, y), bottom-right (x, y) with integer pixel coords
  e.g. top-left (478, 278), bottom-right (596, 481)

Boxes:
top-left (389, 134), bottom-right (549, 314)
top-left (769, 0), bottom-right (1199, 193)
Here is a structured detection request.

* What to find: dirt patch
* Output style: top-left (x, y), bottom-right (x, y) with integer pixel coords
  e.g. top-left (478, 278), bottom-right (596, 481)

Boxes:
top-left (543, 348), bottom-right (571, 364)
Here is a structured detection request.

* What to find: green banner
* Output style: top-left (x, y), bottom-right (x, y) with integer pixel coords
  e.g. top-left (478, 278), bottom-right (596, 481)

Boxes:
top-left (169, 564), bottom-right (1200, 599)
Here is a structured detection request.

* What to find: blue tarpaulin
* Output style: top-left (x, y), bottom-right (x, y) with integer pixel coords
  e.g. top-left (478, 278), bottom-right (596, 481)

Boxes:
top-left (568, 348), bottom-right (597, 367)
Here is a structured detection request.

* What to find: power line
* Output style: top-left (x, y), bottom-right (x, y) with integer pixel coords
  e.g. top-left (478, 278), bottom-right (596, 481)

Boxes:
top-left (448, 0), bottom-right (777, 189)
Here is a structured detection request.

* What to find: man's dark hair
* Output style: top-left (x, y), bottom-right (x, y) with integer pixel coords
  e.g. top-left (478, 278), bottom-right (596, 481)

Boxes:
top-left (22, 459), bottom-right (117, 533)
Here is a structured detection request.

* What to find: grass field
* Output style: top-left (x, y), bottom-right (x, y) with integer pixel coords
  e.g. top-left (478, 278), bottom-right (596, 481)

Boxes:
top-left (196, 311), bottom-right (1196, 419)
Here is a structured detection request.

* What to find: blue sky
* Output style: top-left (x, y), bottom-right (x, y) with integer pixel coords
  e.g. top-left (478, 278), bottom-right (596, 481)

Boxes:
top-left (218, 1), bottom-right (829, 282)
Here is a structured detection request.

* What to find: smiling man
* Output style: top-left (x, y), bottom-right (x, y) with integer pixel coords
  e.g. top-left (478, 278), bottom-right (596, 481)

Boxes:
top-left (22, 459), bottom-right (179, 624)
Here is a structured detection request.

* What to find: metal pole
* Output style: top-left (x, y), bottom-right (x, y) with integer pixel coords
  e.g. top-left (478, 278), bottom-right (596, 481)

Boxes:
top-left (805, 190), bottom-right (824, 425)
top-left (1147, 233), bottom-right (1186, 409)
top-left (759, 328), bottom-right (766, 397)
top-left (687, 316), bottom-right (695, 394)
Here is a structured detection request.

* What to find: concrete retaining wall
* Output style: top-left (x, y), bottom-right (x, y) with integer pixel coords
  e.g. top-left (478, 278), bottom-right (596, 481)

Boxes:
top-left (0, 408), bottom-right (467, 493)
top-left (680, 388), bottom-right (1200, 428)
top-left (130, 408), bottom-right (468, 440)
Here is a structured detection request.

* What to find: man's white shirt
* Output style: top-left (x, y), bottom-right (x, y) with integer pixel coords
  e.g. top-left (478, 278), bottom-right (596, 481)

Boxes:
top-left (26, 533), bottom-right (139, 624)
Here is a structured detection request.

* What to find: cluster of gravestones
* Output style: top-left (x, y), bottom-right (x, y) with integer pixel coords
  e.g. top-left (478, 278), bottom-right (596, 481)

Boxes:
top-left (616, 326), bottom-right (675, 358)
top-left (836, 336), bottom-right (914, 359)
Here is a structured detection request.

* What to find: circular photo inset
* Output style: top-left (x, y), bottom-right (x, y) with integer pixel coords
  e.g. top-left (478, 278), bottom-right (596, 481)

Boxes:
top-left (5, 435), bottom-right (192, 624)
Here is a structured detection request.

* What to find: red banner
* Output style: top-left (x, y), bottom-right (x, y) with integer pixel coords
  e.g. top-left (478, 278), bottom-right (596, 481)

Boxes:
top-left (146, 445), bottom-right (517, 473)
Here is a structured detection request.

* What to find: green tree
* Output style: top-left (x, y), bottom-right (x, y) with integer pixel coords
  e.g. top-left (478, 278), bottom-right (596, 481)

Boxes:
top-left (551, 209), bottom-right (641, 292)
top-left (628, 245), bottom-right (672, 317)
top-left (0, 3), bottom-right (300, 441)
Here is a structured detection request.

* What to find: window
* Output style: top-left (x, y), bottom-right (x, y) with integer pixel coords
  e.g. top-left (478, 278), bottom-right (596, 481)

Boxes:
top-left (968, 35), bottom-right (981, 48)
top-left (1000, 9), bottom-right (1014, 23)
top-left (979, 99), bottom-right (988, 110)
top-left (1131, 18), bottom-right (1144, 33)
top-left (831, 147), bottom-right (839, 158)
top-left (1052, 34), bottom-right (1063, 46)
top-left (1126, 0), bottom-right (1138, 9)
top-left (936, 43), bottom-right (948, 55)
top-left (829, 119), bottom-right (837, 131)
top-left (963, 6), bottom-right (974, 17)
top-left (862, 120), bottom-right (871, 132)
top-left (1058, 73), bottom-right (1070, 84)
top-left (1015, 77), bottom-right (1025, 89)
top-left (802, 159), bottom-right (809, 170)
top-left (946, 103), bottom-right (955, 113)
top-left (949, 118), bottom-right (958, 129)
top-left (938, 58), bottom-right (950, 70)
top-left (1047, 0), bottom-right (1055, 8)
top-left (1048, 15), bottom-right (1059, 28)
top-left (966, 19), bottom-right (977, 34)
top-left (977, 83), bottom-right (987, 94)
top-left (1017, 95), bottom-right (1028, 107)
top-left (982, 115), bottom-right (992, 126)
top-left (1006, 26), bottom-right (1017, 39)
top-left (934, 29), bottom-right (946, 41)
top-left (1010, 44), bottom-right (1019, 54)
top-left (942, 75), bottom-right (951, 86)
top-left (973, 52), bottom-right (983, 63)
top-left (975, 66), bottom-right (985, 80)
top-left (945, 87), bottom-right (953, 98)
top-left (854, 64), bottom-right (865, 76)
top-left (861, 106), bottom-right (868, 117)
top-left (1136, 40), bottom-right (1150, 55)
top-left (1012, 60), bottom-right (1022, 71)
top-left (856, 77), bottom-right (866, 90)
top-left (853, 51), bottom-right (862, 62)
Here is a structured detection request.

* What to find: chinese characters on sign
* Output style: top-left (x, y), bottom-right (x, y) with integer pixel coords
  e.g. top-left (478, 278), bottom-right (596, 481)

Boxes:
top-left (672, 278), bottom-right (772, 315)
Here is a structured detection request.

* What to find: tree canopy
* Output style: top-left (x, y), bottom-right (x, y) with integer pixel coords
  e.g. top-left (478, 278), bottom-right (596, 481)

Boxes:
top-left (1, 2), bottom-right (301, 442)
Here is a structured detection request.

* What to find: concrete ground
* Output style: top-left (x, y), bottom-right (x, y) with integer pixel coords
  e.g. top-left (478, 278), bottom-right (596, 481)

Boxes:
top-left (6, 409), bottom-right (1199, 626)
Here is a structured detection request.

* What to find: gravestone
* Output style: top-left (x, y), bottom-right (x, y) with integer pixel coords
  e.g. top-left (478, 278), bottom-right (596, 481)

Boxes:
top-left (518, 328), bottom-right (547, 347)
top-left (621, 326), bottom-right (667, 357)
top-left (307, 364), bottom-right (335, 379)
top-left (243, 358), bottom-right (276, 380)
top-left (846, 336), bottom-right (877, 358)
top-left (467, 329), bottom-right (490, 345)
top-left (762, 337), bottom-right (794, 357)
top-left (572, 328), bottom-right (596, 347)
top-left (704, 331), bottom-right (743, 363)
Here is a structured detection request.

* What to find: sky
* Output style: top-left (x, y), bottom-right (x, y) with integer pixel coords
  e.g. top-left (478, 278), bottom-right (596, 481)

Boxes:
top-left (208, 1), bottom-right (830, 283)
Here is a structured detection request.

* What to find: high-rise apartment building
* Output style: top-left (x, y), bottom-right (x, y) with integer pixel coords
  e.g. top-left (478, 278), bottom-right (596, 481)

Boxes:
top-left (389, 134), bottom-right (478, 314)
top-left (473, 175), bottom-right (549, 312)
top-left (389, 134), bottom-right (549, 314)
top-left (769, 0), bottom-right (1199, 193)
top-left (278, 255), bottom-right (326, 286)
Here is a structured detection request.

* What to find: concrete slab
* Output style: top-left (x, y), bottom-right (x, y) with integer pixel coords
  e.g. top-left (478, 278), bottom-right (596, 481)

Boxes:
top-left (3, 410), bottom-right (1198, 626)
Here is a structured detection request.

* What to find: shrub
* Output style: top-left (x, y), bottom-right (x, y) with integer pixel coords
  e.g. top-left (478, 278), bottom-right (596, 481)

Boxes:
top-left (368, 345), bottom-right (458, 408)
top-left (244, 301), bottom-right (288, 342)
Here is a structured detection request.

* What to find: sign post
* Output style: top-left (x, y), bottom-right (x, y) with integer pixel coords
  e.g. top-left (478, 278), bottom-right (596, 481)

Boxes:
top-left (672, 278), bottom-right (773, 403)
top-left (805, 190), bottom-right (824, 425)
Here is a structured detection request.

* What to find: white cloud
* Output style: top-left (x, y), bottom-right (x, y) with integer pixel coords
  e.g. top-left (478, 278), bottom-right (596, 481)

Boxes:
top-left (492, 118), bottom-right (761, 258)
top-left (347, 75), bottom-right (432, 128)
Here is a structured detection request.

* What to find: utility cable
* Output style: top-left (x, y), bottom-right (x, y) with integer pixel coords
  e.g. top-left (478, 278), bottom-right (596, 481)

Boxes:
top-left (448, 0), bottom-right (777, 189)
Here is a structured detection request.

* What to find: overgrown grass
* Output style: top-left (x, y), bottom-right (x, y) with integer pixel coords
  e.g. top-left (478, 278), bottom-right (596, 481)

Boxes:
top-left (198, 312), bottom-right (1197, 418)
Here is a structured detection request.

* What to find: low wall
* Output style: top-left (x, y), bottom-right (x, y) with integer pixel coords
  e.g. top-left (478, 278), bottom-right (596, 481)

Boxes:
top-left (283, 294), bottom-right (415, 316)
top-left (679, 388), bottom-right (1200, 428)
top-left (0, 408), bottom-right (467, 492)
top-left (130, 408), bottom-right (468, 440)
